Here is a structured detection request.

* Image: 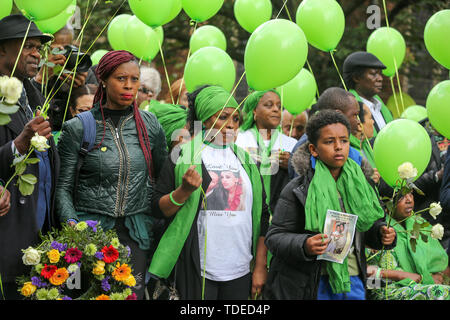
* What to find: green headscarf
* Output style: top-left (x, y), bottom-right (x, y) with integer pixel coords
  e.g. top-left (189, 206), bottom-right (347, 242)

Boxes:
top-left (390, 217), bottom-right (448, 285)
top-left (305, 158), bottom-right (385, 294)
top-left (194, 85), bottom-right (239, 123)
top-left (147, 101), bottom-right (188, 147)
top-left (349, 134), bottom-right (376, 168)
top-left (241, 90), bottom-right (280, 131)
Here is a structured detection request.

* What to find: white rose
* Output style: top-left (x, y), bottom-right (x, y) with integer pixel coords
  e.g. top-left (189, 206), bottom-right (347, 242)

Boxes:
top-left (429, 202), bottom-right (442, 220)
top-left (30, 133), bottom-right (50, 152)
top-left (68, 264), bottom-right (78, 273)
top-left (0, 76), bottom-right (23, 105)
top-left (22, 246), bottom-right (41, 266)
top-left (431, 224), bottom-right (444, 240)
top-left (0, 76), bottom-right (9, 96)
top-left (398, 162), bottom-right (418, 180)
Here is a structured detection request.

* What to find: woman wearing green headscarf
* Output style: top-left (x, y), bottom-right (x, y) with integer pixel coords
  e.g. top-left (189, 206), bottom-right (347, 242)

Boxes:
top-left (148, 85), bottom-right (270, 300)
top-left (235, 90), bottom-right (297, 214)
top-left (367, 192), bottom-right (450, 300)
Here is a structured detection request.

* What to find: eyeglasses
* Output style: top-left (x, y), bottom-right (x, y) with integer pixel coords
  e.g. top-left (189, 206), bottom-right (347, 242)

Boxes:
top-left (138, 87), bottom-right (155, 95)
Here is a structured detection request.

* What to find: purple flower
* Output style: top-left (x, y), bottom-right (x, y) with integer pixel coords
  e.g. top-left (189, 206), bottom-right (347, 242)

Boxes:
top-left (51, 241), bottom-right (67, 252)
top-left (31, 276), bottom-right (47, 288)
top-left (101, 276), bottom-right (111, 292)
top-left (95, 251), bottom-right (104, 260)
top-left (86, 220), bottom-right (98, 232)
top-left (62, 296), bottom-right (72, 300)
top-left (125, 246), bottom-right (131, 258)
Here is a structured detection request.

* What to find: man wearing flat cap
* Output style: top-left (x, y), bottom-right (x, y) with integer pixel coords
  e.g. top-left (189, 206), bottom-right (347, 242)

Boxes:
top-left (343, 51), bottom-right (394, 136)
top-left (0, 14), bottom-right (60, 299)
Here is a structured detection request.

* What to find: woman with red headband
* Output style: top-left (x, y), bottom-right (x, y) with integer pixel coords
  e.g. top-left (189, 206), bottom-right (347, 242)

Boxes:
top-left (55, 50), bottom-right (168, 300)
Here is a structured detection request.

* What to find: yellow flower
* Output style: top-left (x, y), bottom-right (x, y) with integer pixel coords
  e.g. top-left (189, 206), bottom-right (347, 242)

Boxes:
top-left (112, 263), bottom-right (131, 282)
top-left (47, 249), bottom-right (60, 263)
top-left (49, 268), bottom-right (69, 286)
top-left (92, 265), bottom-right (105, 276)
top-left (96, 294), bottom-right (110, 300)
top-left (21, 282), bottom-right (37, 297)
top-left (123, 275), bottom-right (136, 287)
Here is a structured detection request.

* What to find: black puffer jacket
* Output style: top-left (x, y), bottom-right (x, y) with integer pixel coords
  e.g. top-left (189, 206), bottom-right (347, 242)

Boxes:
top-left (263, 143), bottom-right (396, 300)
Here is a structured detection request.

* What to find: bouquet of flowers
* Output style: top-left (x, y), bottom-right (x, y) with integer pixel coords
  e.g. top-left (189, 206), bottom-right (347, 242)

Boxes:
top-left (16, 220), bottom-right (137, 300)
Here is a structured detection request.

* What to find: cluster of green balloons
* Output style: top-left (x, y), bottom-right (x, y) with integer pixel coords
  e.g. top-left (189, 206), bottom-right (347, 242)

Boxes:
top-left (0, 0), bottom-right (13, 20)
top-left (277, 69), bottom-right (317, 115)
top-left (90, 49), bottom-right (109, 66)
top-left (373, 119), bottom-right (432, 187)
top-left (34, 0), bottom-right (77, 35)
top-left (14, 0), bottom-right (73, 21)
top-left (400, 105), bottom-right (427, 123)
top-left (386, 91), bottom-right (416, 119)
top-left (367, 27), bottom-right (406, 78)
top-left (182, 0), bottom-right (224, 23)
top-left (234, 0), bottom-right (272, 33)
top-left (128, 0), bottom-right (179, 28)
top-left (189, 25), bottom-right (226, 54)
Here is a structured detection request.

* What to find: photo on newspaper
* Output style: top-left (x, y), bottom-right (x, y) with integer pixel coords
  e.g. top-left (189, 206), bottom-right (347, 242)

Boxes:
top-left (317, 209), bottom-right (358, 264)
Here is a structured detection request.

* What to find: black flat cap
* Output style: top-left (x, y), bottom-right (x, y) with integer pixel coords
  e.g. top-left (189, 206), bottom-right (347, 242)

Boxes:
top-left (343, 51), bottom-right (386, 74)
top-left (0, 14), bottom-right (53, 43)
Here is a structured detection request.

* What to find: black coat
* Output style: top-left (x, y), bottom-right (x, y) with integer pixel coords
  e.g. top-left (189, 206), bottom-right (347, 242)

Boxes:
top-left (150, 152), bottom-right (270, 300)
top-left (263, 144), bottom-right (396, 300)
top-left (440, 145), bottom-right (450, 242)
top-left (0, 79), bottom-right (60, 282)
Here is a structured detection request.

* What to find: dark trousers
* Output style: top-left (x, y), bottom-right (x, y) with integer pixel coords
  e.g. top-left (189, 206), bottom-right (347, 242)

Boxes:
top-left (203, 273), bottom-right (251, 300)
top-left (115, 218), bottom-right (150, 300)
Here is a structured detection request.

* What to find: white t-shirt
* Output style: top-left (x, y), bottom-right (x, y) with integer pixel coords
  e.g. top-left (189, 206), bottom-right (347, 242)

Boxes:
top-left (235, 129), bottom-right (297, 175)
top-left (197, 144), bottom-right (254, 281)
top-left (360, 96), bottom-right (386, 130)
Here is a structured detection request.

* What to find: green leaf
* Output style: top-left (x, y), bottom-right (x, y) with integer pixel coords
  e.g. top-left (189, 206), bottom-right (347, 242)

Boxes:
top-left (411, 184), bottom-right (425, 196)
top-left (18, 179), bottom-right (34, 196)
top-left (410, 238), bottom-right (417, 252)
top-left (12, 155), bottom-right (26, 166)
top-left (420, 232), bottom-right (429, 243)
top-left (25, 158), bottom-right (40, 165)
top-left (52, 65), bottom-right (63, 75)
top-left (0, 113), bottom-right (11, 125)
top-left (0, 103), bottom-right (20, 115)
top-left (51, 47), bottom-right (66, 55)
top-left (15, 161), bottom-right (27, 176)
top-left (421, 221), bottom-right (431, 228)
top-left (20, 174), bottom-right (38, 185)
top-left (385, 200), bottom-right (394, 214)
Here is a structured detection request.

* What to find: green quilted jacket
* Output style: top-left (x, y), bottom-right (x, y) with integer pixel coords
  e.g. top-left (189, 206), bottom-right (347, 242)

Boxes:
top-left (55, 104), bottom-right (168, 249)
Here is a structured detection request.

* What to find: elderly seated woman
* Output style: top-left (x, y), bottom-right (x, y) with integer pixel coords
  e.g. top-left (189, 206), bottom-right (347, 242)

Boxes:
top-left (367, 192), bottom-right (450, 300)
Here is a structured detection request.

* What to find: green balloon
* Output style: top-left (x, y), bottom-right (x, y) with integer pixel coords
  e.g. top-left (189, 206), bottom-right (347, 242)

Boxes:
top-left (400, 105), bottom-right (427, 123)
top-left (0, 0), bottom-right (13, 20)
top-left (295, 0), bottom-right (345, 52)
top-left (184, 46), bottom-right (235, 93)
top-left (189, 25), bottom-right (226, 54)
top-left (107, 14), bottom-right (131, 51)
top-left (35, 0), bottom-right (76, 35)
top-left (14, 0), bottom-right (73, 21)
top-left (373, 119), bottom-right (432, 187)
top-left (244, 19), bottom-right (308, 91)
top-left (125, 15), bottom-right (162, 61)
top-left (234, 0), bottom-right (272, 33)
top-left (277, 69), bottom-right (317, 115)
top-left (426, 80), bottom-right (450, 139)
top-left (424, 10), bottom-right (450, 69)
top-left (182, 0), bottom-right (224, 23)
top-left (128, 0), bottom-right (175, 28)
top-left (161, 0), bottom-right (182, 25)
top-left (90, 49), bottom-right (109, 66)
top-left (386, 91), bottom-right (416, 119)
top-left (367, 27), bottom-right (406, 77)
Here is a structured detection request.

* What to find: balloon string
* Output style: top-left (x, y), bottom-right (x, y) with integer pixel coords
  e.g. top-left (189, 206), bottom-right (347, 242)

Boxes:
top-left (275, 0), bottom-right (289, 19)
top-left (176, 21), bottom-right (198, 105)
top-left (158, 37), bottom-right (174, 104)
top-left (389, 76), bottom-right (401, 119)
top-left (393, 56), bottom-right (406, 114)
top-left (330, 50), bottom-right (347, 91)
top-left (289, 117), bottom-right (294, 138)
top-left (10, 20), bottom-right (32, 78)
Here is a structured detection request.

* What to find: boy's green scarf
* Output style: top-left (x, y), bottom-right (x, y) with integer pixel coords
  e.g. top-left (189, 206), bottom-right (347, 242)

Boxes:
top-left (148, 133), bottom-right (263, 279)
top-left (391, 217), bottom-right (448, 285)
top-left (304, 158), bottom-right (384, 293)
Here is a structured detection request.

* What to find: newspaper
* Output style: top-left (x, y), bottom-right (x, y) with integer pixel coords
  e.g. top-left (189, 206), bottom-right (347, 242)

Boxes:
top-left (317, 209), bottom-right (358, 264)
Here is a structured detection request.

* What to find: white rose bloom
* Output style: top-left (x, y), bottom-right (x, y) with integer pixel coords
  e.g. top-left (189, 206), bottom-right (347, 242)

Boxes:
top-left (22, 246), bottom-right (41, 265)
top-left (68, 264), bottom-right (79, 273)
top-left (431, 223), bottom-right (444, 240)
top-left (1, 76), bottom-right (23, 105)
top-left (398, 162), bottom-right (418, 180)
top-left (0, 76), bottom-right (9, 96)
top-left (30, 133), bottom-right (50, 152)
top-left (429, 202), bottom-right (442, 220)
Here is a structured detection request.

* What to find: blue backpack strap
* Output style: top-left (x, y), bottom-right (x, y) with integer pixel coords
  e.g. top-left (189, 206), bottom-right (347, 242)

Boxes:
top-left (74, 111), bottom-right (96, 197)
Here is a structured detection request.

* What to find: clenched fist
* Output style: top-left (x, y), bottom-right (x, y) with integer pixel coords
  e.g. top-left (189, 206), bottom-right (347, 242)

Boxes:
top-left (181, 165), bottom-right (202, 194)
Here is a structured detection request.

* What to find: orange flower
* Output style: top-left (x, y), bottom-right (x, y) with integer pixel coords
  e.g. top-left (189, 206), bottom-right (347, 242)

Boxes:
top-left (95, 294), bottom-right (110, 300)
top-left (112, 263), bottom-right (131, 282)
top-left (49, 268), bottom-right (69, 286)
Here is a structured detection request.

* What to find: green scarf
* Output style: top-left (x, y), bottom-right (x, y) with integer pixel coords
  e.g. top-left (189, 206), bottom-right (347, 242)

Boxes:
top-left (241, 90), bottom-right (280, 131)
top-left (305, 158), bottom-right (385, 293)
top-left (349, 89), bottom-right (394, 137)
top-left (350, 134), bottom-right (376, 168)
top-left (148, 133), bottom-right (263, 279)
top-left (194, 85), bottom-right (238, 122)
top-left (147, 101), bottom-right (188, 147)
top-left (391, 217), bottom-right (448, 285)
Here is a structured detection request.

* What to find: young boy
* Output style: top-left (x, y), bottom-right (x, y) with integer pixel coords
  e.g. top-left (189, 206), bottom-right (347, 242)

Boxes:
top-left (264, 110), bottom-right (396, 300)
